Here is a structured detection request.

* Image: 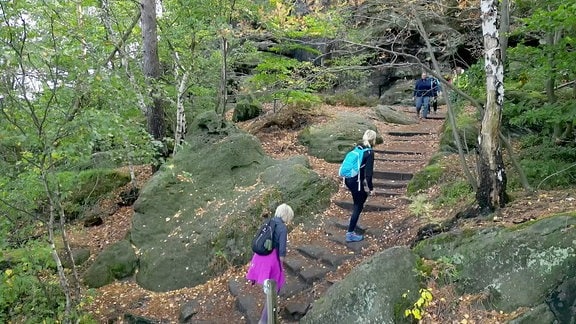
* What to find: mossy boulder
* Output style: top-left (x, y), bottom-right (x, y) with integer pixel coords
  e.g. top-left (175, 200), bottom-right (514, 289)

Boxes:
top-left (373, 105), bottom-right (417, 125)
top-left (301, 246), bottom-right (420, 324)
top-left (413, 214), bottom-right (576, 312)
top-left (128, 112), bottom-right (337, 292)
top-left (233, 101), bottom-right (263, 122)
top-left (298, 111), bottom-right (381, 163)
top-left (83, 240), bottom-right (137, 288)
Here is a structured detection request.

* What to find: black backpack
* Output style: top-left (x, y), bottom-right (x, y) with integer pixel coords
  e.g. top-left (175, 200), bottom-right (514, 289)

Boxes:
top-left (251, 218), bottom-right (276, 256)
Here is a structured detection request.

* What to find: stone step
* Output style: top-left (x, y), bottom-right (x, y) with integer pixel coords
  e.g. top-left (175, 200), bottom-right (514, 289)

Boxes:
top-left (279, 272), bottom-right (310, 298)
top-left (386, 131), bottom-right (432, 137)
top-left (283, 254), bottom-right (334, 285)
top-left (228, 277), bottom-right (262, 324)
top-left (372, 179), bottom-right (410, 189)
top-left (323, 227), bottom-right (368, 253)
top-left (425, 114), bottom-right (445, 120)
top-left (373, 149), bottom-right (423, 155)
top-left (375, 155), bottom-right (425, 162)
top-left (372, 170), bottom-right (413, 181)
top-left (229, 271), bottom-right (312, 323)
top-left (334, 200), bottom-right (395, 212)
top-left (384, 135), bottom-right (433, 142)
top-left (296, 245), bottom-right (352, 268)
top-left (372, 188), bottom-right (403, 197)
top-left (326, 219), bottom-right (367, 235)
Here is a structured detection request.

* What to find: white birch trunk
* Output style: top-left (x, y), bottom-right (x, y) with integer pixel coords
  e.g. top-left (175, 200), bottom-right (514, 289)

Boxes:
top-left (477, 0), bottom-right (507, 212)
top-left (175, 70), bottom-right (190, 152)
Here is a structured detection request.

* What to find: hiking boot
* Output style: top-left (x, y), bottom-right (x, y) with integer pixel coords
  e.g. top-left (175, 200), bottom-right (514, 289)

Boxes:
top-left (346, 232), bottom-right (364, 242)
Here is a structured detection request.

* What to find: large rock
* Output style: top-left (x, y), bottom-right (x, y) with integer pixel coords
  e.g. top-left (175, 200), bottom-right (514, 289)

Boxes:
top-left (413, 215), bottom-right (576, 312)
top-left (128, 111), bottom-right (337, 292)
top-left (301, 246), bottom-right (420, 324)
top-left (373, 105), bottom-right (417, 125)
top-left (83, 240), bottom-right (137, 288)
top-left (298, 111), bottom-right (381, 163)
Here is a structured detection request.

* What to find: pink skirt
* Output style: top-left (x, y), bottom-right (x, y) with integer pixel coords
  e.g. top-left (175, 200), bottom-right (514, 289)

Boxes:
top-left (246, 249), bottom-right (285, 291)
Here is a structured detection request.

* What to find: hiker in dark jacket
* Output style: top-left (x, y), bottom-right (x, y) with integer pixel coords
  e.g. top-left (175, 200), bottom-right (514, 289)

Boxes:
top-left (413, 71), bottom-right (435, 119)
top-left (430, 76), bottom-right (442, 113)
top-left (343, 129), bottom-right (376, 242)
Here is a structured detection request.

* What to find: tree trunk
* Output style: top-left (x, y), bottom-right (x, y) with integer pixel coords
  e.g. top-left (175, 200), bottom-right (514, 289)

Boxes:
top-left (141, 0), bottom-right (165, 141)
top-left (477, 0), bottom-right (507, 213)
top-left (175, 70), bottom-right (190, 151)
top-left (217, 35), bottom-right (228, 119)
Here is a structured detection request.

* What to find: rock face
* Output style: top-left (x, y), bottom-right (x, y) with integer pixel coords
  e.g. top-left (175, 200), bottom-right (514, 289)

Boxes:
top-left (301, 246), bottom-right (420, 324)
top-left (83, 240), bottom-right (137, 288)
top-left (298, 111), bottom-right (382, 163)
top-left (126, 111), bottom-right (337, 292)
top-left (300, 215), bottom-right (576, 323)
top-left (414, 215), bottom-right (576, 313)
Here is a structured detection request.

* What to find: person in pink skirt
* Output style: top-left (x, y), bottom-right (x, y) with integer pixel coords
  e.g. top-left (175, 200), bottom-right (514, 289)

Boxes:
top-left (246, 203), bottom-right (294, 324)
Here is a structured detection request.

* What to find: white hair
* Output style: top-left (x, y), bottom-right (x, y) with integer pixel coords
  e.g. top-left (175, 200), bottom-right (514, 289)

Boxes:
top-left (275, 203), bottom-right (294, 224)
top-left (362, 129), bottom-right (377, 147)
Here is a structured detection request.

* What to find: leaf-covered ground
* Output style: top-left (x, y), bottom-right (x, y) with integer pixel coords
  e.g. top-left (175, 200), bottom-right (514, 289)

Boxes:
top-left (70, 104), bottom-right (576, 323)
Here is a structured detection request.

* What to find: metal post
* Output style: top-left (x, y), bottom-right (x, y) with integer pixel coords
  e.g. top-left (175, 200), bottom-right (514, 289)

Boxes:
top-left (273, 98), bottom-right (278, 113)
top-left (263, 279), bottom-right (278, 324)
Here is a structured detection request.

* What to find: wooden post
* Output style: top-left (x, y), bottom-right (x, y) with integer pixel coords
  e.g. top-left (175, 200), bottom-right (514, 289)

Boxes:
top-left (263, 279), bottom-right (278, 323)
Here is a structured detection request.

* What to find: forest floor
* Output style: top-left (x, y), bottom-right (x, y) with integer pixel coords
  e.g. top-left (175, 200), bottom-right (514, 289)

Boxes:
top-left (69, 103), bottom-right (576, 323)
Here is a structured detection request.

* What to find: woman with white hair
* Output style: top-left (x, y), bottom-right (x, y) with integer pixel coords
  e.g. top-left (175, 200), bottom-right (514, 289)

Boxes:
top-left (246, 203), bottom-right (294, 324)
top-left (343, 129), bottom-right (377, 242)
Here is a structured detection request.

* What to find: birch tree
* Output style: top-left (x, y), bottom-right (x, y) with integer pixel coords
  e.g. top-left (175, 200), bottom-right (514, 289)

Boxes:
top-left (477, 0), bottom-right (507, 212)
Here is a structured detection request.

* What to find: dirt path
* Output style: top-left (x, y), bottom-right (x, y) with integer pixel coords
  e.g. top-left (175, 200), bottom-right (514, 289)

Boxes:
top-left (80, 105), bottom-right (447, 323)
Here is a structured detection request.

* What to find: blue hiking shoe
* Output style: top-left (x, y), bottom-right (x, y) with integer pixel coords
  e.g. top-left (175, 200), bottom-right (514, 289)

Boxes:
top-left (346, 232), bottom-right (364, 242)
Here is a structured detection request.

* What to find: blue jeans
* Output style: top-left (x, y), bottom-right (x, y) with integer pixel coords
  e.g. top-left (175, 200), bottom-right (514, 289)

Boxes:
top-left (415, 96), bottom-right (431, 118)
top-left (345, 177), bottom-right (368, 233)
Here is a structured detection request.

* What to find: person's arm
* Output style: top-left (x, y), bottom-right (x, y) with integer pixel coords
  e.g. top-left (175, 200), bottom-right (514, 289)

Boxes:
top-left (277, 224), bottom-right (288, 259)
top-left (364, 149), bottom-right (375, 193)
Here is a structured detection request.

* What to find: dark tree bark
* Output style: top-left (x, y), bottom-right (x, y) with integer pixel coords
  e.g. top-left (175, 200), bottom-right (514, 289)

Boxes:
top-left (140, 0), bottom-right (165, 142)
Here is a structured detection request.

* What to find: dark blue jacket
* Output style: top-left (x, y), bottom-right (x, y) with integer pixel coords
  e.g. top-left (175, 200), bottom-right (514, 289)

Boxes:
top-left (414, 77), bottom-right (436, 97)
top-left (271, 217), bottom-right (288, 257)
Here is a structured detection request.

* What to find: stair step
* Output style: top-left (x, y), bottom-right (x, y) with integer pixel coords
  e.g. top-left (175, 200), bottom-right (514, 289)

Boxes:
top-left (374, 149), bottom-right (423, 155)
top-left (228, 278), bottom-right (262, 323)
top-left (334, 200), bottom-right (396, 212)
top-left (372, 189), bottom-right (403, 197)
top-left (375, 156), bottom-right (425, 162)
top-left (373, 170), bottom-right (413, 181)
top-left (425, 115), bottom-right (445, 120)
top-left (323, 228), bottom-right (368, 253)
top-left (296, 245), bottom-right (352, 268)
top-left (386, 131), bottom-right (432, 136)
top-left (372, 179), bottom-right (410, 189)
top-left (284, 254), bottom-right (334, 285)
top-left (327, 219), bottom-right (367, 234)
top-left (279, 272), bottom-right (310, 297)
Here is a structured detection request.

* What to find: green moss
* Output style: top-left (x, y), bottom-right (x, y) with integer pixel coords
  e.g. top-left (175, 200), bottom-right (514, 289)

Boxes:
top-left (435, 180), bottom-right (474, 206)
top-left (407, 164), bottom-right (443, 194)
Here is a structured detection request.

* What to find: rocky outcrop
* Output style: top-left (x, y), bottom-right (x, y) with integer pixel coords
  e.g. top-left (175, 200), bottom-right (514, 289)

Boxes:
top-left (83, 240), bottom-right (137, 288)
top-left (301, 246), bottom-right (420, 324)
top-left (298, 111), bottom-right (381, 163)
top-left (299, 214), bottom-right (576, 323)
top-left (414, 214), bottom-right (576, 313)
top-left (123, 111), bottom-right (337, 292)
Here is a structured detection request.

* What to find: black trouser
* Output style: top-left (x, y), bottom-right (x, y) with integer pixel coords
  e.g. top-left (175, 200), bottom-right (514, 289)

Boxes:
top-left (345, 177), bottom-right (368, 233)
top-left (432, 96), bottom-right (438, 112)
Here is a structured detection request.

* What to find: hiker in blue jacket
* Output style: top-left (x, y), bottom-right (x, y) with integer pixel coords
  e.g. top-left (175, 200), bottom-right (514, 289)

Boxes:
top-left (430, 76), bottom-right (442, 113)
top-left (413, 71), bottom-right (436, 119)
top-left (343, 129), bottom-right (377, 242)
